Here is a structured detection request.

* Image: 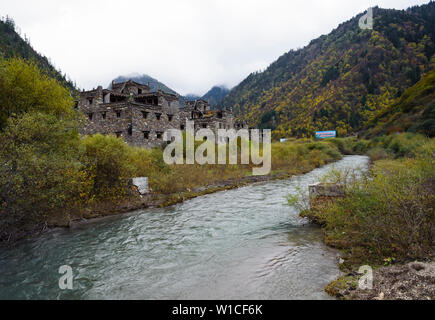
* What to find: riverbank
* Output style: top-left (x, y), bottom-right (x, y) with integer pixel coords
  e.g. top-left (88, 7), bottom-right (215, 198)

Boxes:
top-left (1, 123), bottom-right (347, 245)
top-left (325, 261), bottom-right (435, 300)
top-left (296, 135), bottom-right (435, 300)
top-left (1, 129), bottom-right (346, 245)
top-left (39, 155), bottom-right (340, 243)
top-left (0, 154), bottom-right (363, 299)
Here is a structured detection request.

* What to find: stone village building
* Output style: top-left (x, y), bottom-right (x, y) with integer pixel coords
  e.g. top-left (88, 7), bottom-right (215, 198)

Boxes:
top-left (77, 80), bottom-right (248, 148)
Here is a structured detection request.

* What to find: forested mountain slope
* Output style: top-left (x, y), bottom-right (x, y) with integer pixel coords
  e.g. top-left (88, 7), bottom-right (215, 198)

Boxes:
top-left (202, 85), bottom-right (230, 106)
top-left (0, 16), bottom-right (76, 92)
top-left (364, 68), bottom-right (435, 137)
top-left (217, 3), bottom-right (435, 138)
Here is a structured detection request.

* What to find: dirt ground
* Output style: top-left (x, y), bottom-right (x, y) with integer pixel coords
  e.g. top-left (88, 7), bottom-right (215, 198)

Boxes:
top-left (329, 261), bottom-right (435, 300)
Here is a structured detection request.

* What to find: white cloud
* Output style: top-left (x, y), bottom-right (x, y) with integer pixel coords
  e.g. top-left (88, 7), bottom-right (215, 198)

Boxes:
top-left (1, 0), bottom-right (430, 95)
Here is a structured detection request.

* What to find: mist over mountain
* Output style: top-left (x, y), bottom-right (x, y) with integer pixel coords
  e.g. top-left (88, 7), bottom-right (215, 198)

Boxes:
top-left (111, 74), bottom-right (229, 108)
top-left (110, 73), bottom-right (178, 95)
top-left (202, 85), bottom-right (230, 107)
top-left (184, 93), bottom-right (201, 101)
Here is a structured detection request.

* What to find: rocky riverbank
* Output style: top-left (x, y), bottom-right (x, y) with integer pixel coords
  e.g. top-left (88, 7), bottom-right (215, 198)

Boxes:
top-left (3, 169), bottom-right (301, 246)
top-left (326, 261), bottom-right (435, 300)
top-left (300, 157), bottom-right (435, 300)
top-left (58, 170), bottom-right (296, 226)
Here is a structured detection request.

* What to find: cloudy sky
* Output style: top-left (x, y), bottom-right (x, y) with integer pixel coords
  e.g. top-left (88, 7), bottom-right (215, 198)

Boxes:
top-left (1, 0), bottom-right (430, 95)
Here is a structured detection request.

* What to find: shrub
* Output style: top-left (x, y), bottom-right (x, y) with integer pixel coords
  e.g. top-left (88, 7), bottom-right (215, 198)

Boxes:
top-left (323, 156), bottom-right (434, 265)
top-left (0, 58), bottom-right (75, 130)
top-left (0, 113), bottom-right (87, 239)
top-left (80, 134), bottom-right (135, 200)
top-left (366, 146), bottom-right (391, 161)
top-left (352, 139), bottom-right (370, 154)
top-left (329, 137), bottom-right (357, 154)
top-left (384, 133), bottom-right (427, 158)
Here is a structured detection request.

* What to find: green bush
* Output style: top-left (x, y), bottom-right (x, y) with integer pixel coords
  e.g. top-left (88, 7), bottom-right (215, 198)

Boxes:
top-left (80, 134), bottom-right (135, 200)
top-left (323, 156), bottom-right (434, 265)
top-left (328, 137), bottom-right (357, 154)
top-left (352, 139), bottom-right (370, 154)
top-left (0, 113), bottom-right (87, 239)
top-left (328, 137), bottom-right (371, 155)
top-left (0, 58), bottom-right (75, 130)
top-left (366, 146), bottom-right (391, 161)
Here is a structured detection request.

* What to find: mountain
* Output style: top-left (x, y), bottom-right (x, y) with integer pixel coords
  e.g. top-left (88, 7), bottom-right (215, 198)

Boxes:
top-left (111, 73), bottom-right (191, 106)
top-left (217, 3), bottom-right (435, 138)
top-left (185, 93), bottom-right (201, 101)
top-left (110, 73), bottom-right (178, 95)
top-left (0, 16), bottom-right (76, 92)
top-left (365, 68), bottom-right (435, 137)
top-left (202, 85), bottom-right (230, 107)
top-left (111, 75), bottom-right (229, 107)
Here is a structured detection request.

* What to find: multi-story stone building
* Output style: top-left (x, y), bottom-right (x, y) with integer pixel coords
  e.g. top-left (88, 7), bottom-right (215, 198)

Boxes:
top-left (77, 79), bottom-right (245, 148)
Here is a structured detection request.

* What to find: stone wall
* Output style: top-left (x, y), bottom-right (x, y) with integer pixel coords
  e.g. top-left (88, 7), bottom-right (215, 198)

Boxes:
top-left (79, 102), bottom-right (132, 138)
top-left (77, 80), bottom-right (240, 148)
top-left (308, 182), bottom-right (345, 209)
top-left (130, 103), bottom-right (181, 148)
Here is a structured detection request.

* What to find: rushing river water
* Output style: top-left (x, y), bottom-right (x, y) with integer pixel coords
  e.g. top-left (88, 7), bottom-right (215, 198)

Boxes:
top-left (0, 155), bottom-right (369, 300)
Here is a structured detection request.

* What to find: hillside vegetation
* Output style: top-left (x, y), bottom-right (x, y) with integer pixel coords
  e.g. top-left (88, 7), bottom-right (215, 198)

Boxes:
top-left (0, 16), bottom-right (76, 92)
top-left (218, 3), bottom-right (435, 138)
top-left (202, 85), bottom-right (230, 106)
top-left (365, 68), bottom-right (435, 137)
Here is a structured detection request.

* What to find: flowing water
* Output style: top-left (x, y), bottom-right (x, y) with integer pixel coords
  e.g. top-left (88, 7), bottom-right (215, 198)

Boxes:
top-left (0, 155), bottom-right (369, 300)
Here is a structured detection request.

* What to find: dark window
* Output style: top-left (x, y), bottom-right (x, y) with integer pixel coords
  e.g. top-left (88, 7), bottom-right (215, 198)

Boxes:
top-left (156, 131), bottom-right (163, 139)
top-left (180, 124), bottom-right (185, 130)
top-left (155, 113), bottom-right (161, 120)
top-left (88, 98), bottom-right (93, 105)
top-left (116, 111), bottom-right (121, 118)
top-left (115, 131), bottom-right (122, 138)
top-left (138, 89), bottom-right (142, 94)
top-left (202, 123), bottom-right (207, 128)
top-left (143, 131), bottom-right (149, 139)
top-left (88, 113), bottom-right (93, 120)
top-left (128, 125), bottom-right (132, 136)
top-left (167, 114), bottom-right (173, 122)
top-left (101, 112), bottom-right (106, 119)
top-left (142, 111), bottom-right (148, 119)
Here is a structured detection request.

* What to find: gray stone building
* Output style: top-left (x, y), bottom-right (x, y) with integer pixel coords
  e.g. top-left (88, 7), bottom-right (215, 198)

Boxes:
top-left (77, 79), bottom-right (246, 148)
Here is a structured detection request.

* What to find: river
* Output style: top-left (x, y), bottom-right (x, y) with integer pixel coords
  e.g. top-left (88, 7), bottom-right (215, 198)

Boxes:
top-left (0, 155), bottom-right (369, 299)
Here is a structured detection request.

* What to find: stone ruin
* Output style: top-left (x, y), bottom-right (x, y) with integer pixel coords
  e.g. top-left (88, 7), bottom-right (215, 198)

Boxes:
top-left (308, 182), bottom-right (345, 209)
top-left (76, 80), bottom-right (248, 148)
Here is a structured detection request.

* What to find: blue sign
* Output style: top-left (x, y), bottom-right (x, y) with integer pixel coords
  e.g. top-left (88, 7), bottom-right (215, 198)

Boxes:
top-left (315, 130), bottom-right (336, 139)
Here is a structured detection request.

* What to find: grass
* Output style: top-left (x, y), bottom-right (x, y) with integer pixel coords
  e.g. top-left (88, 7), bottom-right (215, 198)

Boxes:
top-left (293, 134), bottom-right (435, 269)
top-left (286, 133), bottom-right (435, 299)
top-left (135, 138), bottom-right (343, 195)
